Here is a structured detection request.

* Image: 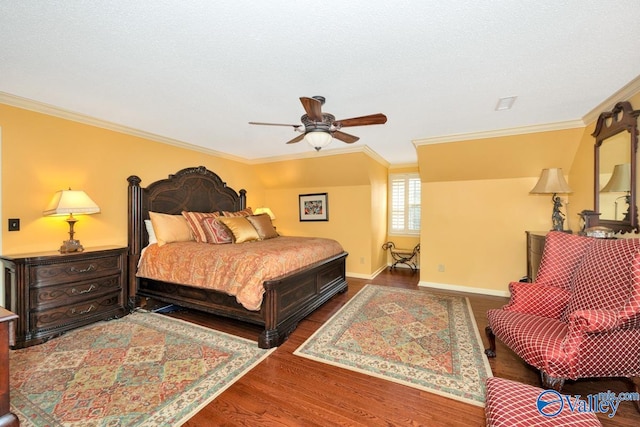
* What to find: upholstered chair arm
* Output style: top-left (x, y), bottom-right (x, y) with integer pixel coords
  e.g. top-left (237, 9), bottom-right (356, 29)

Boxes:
top-left (567, 309), bottom-right (620, 333)
top-left (616, 274), bottom-right (640, 329)
top-left (503, 281), bottom-right (571, 319)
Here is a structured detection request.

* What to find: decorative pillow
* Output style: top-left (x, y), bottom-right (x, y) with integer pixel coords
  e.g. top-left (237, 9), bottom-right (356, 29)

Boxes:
top-left (201, 216), bottom-right (233, 244)
top-left (222, 207), bottom-right (253, 217)
top-left (144, 219), bottom-right (157, 245)
top-left (181, 211), bottom-right (219, 243)
top-left (246, 214), bottom-right (278, 240)
top-left (504, 281), bottom-right (570, 320)
top-left (148, 212), bottom-right (194, 246)
top-left (217, 216), bottom-right (260, 243)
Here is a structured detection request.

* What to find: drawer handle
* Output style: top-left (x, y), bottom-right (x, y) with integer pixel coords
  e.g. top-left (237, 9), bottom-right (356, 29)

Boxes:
top-left (71, 284), bottom-right (96, 295)
top-left (70, 264), bottom-right (96, 274)
top-left (71, 304), bottom-right (95, 315)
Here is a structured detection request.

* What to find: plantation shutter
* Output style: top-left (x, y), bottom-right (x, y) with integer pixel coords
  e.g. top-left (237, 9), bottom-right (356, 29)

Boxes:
top-left (389, 173), bottom-right (421, 235)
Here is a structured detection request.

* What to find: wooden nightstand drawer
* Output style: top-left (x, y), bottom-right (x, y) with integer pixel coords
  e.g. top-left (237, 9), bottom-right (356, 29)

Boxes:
top-left (30, 292), bottom-right (123, 331)
top-left (31, 274), bottom-right (122, 308)
top-left (30, 254), bottom-right (122, 287)
top-left (1, 246), bottom-right (128, 348)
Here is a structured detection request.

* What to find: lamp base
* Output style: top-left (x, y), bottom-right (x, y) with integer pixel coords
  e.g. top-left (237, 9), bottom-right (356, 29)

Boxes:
top-left (551, 194), bottom-right (566, 232)
top-left (59, 239), bottom-right (84, 253)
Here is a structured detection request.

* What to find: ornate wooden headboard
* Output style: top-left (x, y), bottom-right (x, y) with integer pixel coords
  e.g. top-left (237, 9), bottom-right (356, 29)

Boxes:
top-left (126, 166), bottom-right (246, 300)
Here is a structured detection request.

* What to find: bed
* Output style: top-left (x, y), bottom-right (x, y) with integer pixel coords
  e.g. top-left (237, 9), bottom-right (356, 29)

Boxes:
top-left (127, 166), bottom-right (349, 348)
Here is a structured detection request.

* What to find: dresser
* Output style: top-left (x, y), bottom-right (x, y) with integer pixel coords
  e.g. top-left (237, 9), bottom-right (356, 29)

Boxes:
top-left (525, 231), bottom-right (547, 282)
top-left (1, 246), bottom-right (128, 349)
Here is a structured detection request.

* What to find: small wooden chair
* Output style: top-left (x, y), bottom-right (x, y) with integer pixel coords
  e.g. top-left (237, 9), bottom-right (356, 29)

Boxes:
top-left (382, 241), bottom-right (420, 271)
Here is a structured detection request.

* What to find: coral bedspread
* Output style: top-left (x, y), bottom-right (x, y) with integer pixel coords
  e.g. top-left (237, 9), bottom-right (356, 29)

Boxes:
top-left (136, 236), bottom-right (344, 311)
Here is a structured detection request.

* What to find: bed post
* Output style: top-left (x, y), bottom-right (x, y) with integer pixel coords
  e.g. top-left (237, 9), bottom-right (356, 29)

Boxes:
top-left (239, 189), bottom-right (247, 210)
top-left (127, 175), bottom-right (143, 308)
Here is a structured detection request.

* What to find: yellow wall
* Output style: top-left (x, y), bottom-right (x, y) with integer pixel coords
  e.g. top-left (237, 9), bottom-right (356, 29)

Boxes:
top-left (4, 89), bottom-right (639, 292)
top-left (0, 104), bottom-right (259, 254)
top-left (1, 105), bottom-right (389, 277)
top-left (567, 124), bottom-right (597, 220)
top-left (417, 128), bottom-right (584, 293)
top-left (252, 152), bottom-right (390, 276)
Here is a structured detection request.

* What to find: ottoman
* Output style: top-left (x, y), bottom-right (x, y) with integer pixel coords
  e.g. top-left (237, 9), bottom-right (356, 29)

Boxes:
top-left (485, 377), bottom-right (602, 426)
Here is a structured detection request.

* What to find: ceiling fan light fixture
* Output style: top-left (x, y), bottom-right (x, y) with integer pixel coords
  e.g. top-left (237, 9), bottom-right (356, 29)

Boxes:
top-left (249, 96), bottom-right (386, 150)
top-left (304, 131), bottom-right (332, 151)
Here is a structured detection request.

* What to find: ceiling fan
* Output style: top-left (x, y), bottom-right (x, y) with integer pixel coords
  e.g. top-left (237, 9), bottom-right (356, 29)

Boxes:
top-left (249, 96), bottom-right (387, 151)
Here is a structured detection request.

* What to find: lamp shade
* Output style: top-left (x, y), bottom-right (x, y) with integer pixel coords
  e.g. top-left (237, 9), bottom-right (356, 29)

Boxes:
top-left (601, 163), bottom-right (631, 192)
top-left (43, 190), bottom-right (100, 216)
top-left (530, 168), bottom-right (572, 194)
top-left (304, 131), bottom-right (332, 151)
top-left (254, 207), bottom-right (276, 220)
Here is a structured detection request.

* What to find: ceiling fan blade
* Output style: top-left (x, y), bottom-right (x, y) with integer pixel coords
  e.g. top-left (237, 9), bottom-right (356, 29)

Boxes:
top-left (334, 113), bottom-right (387, 128)
top-left (285, 134), bottom-right (305, 144)
top-left (249, 121), bottom-right (301, 129)
top-left (333, 130), bottom-right (360, 144)
top-left (299, 97), bottom-right (323, 122)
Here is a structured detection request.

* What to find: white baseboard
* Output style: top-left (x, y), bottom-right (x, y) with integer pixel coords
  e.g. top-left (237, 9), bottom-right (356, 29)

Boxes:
top-left (347, 265), bottom-right (387, 281)
top-left (418, 281), bottom-right (510, 298)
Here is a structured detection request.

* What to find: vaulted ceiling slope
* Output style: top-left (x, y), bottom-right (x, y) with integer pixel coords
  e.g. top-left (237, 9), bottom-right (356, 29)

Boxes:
top-left (1, 1), bottom-right (639, 165)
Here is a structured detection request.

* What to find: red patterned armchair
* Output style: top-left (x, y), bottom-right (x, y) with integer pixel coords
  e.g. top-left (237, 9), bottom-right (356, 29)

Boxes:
top-left (485, 231), bottom-right (640, 400)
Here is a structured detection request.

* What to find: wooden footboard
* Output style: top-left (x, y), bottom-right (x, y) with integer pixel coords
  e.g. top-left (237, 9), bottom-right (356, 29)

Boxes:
top-left (138, 252), bottom-right (348, 348)
top-left (261, 252), bottom-right (348, 348)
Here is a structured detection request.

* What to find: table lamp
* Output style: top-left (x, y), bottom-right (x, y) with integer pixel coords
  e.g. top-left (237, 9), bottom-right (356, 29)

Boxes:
top-left (530, 168), bottom-right (572, 231)
top-left (44, 189), bottom-right (100, 253)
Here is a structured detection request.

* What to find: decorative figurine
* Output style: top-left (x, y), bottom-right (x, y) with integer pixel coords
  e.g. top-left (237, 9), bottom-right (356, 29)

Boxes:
top-left (551, 195), bottom-right (565, 231)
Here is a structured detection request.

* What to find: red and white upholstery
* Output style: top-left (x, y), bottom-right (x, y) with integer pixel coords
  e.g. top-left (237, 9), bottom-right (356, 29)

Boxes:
top-left (485, 231), bottom-right (640, 390)
top-left (485, 377), bottom-right (602, 426)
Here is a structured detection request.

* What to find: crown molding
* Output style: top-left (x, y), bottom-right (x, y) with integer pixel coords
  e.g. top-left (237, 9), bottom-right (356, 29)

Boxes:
top-left (0, 91), bottom-right (250, 164)
top-left (1, 91), bottom-right (393, 167)
top-left (388, 162), bottom-right (420, 170)
top-left (412, 119), bottom-right (585, 146)
top-left (582, 74), bottom-right (640, 124)
top-left (413, 75), bottom-right (640, 147)
top-left (248, 144), bottom-right (390, 167)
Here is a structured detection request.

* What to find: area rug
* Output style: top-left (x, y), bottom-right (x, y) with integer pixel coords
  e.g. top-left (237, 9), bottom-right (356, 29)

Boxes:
top-left (294, 284), bottom-right (492, 406)
top-left (10, 311), bottom-right (274, 426)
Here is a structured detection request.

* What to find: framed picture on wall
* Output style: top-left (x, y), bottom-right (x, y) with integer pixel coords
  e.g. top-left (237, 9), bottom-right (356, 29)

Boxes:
top-left (299, 193), bottom-right (328, 221)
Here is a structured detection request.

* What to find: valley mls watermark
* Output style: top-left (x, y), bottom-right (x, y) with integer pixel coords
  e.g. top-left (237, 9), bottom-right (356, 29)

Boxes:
top-left (537, 389), bottom-right (640, 418)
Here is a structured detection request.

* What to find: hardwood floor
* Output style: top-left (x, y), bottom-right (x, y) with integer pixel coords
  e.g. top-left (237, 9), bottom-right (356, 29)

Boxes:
top-left (165, 269), bottom-right (640, 426)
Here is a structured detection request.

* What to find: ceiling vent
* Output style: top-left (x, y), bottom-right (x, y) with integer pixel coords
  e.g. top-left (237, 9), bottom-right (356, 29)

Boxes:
top-left (495, 96), bottom-right (517, 111)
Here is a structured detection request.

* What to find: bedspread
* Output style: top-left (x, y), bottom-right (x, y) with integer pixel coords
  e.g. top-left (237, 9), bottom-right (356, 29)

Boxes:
top-left (136, 236), bottom-right (344, 310)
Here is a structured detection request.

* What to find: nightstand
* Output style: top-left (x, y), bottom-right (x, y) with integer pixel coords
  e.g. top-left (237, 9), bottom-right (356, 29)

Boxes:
top-left (1, 246), bottom-right (128, 348)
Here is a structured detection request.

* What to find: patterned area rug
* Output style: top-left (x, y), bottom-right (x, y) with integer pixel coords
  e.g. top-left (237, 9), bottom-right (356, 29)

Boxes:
top-left (294, 284), bottom-right (492, 406)
top-left (10, 311), bottom-right (274, 426)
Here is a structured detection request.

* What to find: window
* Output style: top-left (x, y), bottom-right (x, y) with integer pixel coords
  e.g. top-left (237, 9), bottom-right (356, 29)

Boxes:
top-left (389, 173), bottom-right (421, 235)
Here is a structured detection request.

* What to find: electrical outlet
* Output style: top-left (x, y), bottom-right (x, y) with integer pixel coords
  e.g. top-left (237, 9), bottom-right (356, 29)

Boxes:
top-left (8, 218), bottom-right (20, 231)
top-left (438, 264), bottom-right (445, 272)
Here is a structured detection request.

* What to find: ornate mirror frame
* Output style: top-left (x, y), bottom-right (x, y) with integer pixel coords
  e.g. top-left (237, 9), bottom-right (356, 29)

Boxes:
top-left (593, 101), bottom-right (640, 234)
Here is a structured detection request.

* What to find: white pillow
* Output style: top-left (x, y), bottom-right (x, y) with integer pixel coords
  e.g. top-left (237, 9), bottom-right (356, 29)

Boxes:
top-left (144, 219), bottom-right (157, 245)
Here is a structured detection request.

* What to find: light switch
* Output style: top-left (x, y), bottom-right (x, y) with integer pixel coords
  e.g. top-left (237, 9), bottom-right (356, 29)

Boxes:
top-left (8, 218), bottom-right (20, 231)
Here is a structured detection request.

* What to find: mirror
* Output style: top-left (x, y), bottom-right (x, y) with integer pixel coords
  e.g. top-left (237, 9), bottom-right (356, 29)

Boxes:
top-left (594, 101), bottom-right (640, 234)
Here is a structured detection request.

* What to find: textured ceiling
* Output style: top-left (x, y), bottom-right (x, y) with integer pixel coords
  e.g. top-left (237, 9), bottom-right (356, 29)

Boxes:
top-left (1, 1), bottom-right (640, 165)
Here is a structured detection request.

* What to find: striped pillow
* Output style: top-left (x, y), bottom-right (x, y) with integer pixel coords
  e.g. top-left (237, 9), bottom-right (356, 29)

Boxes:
top-left (222, 207), bottom-right (253, 217)
top-left (201, 216), bottom-right (233, 244)
top-left (181, 211), bottom-right (219, 243)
